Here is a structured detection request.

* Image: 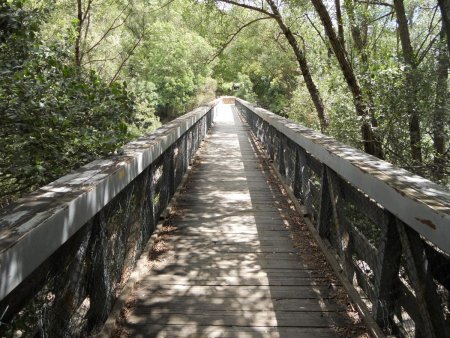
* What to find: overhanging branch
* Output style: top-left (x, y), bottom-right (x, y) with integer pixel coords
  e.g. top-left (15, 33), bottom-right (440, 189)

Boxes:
top-left (207, 16), bottom-right (272, 63)
top-left (216, 0), bottom-right (275, 18)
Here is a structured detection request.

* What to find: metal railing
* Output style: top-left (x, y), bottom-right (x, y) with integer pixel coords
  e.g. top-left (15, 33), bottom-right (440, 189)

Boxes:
top-left (0, 100), bottom-right (217, 336)
top-left (237, 98), bottom-right (450, 338)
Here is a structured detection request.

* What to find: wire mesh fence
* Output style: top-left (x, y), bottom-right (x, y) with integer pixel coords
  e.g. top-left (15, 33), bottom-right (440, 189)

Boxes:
top-left (237, 98), bottom-right (450, 338)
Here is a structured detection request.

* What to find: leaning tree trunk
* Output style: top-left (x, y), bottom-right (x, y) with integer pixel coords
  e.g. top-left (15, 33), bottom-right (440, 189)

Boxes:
top-left (433, 28), bottom-right (449, 181)
top-left (310, 0), bottom-right (384, 158)
top-left (438, 0), bottom-right (450, 52)
top-left (393, 0), bottom-right (423, 173)
top-left (335, 0), bottom-right (345, 46)
top-left (75, 0), bottom-right (83, 67)
top-left (265, 0), bottom-right (329, 132)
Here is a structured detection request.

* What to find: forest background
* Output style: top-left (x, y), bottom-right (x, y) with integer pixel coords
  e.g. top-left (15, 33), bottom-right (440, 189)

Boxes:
top-left (0, 0), bottom-right (448, 207)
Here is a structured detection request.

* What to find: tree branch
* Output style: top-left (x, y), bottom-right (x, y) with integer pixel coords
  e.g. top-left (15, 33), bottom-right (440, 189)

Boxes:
top-left (82, 0), bottom-right (93, 21)
top-left (370, 11), bottom-right (392, 49)
top-left (367, 10), bottom-right (394, 24)
top-left (417, 32), bottom-right (440, 64)
top-left (216, 0), bottom-right (276, 18)
top-left (416, 17), bottom-right (442, 62)
top-left (84, 3), bottom-right (131, 57)
top-left (207, 16), bottom-right (272, 63)
top-left (82, 55), bottom-right (121, 66)
top-left (305, 13), bottom-right (328, 46)
top-left (354, 0), bottom-right (393, 8)
top-left (109, 24), bottom-right (146, 85)
top-left (273, 32), bottom-right (288, 52)
top-left (147, 0), bottom-right (177, 14)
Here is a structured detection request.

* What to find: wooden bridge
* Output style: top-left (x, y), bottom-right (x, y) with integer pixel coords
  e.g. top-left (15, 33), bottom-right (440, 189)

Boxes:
top-left (0, 98), bottom-right (449, 337)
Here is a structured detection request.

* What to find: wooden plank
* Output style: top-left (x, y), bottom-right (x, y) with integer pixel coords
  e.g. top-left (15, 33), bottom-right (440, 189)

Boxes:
top-left (160, 234), bottom-right (296, 245)
top-left (168, 240), bottom-right (297, 252)
top-left (126, 310), bottom-right (350, 327)
top-left (175, 201), bottom-right (283, 208)
top-left (120, 325), bottom-right (340, 338)
top-left (134, 285), bottom-right (341, 299)
top-left (171, 211), bottom-right (283, 218)
top-left (144, 268), bottom-right (324, 278)
top-left (133, 296), bottom-right (345, 312)
top-left (150, 258), bottom-right (309, 270)
top-left (140, 275), bottom-right (331, 286)
top-left (113, 104), bottom-right (353, 337)
top-left (168, 215), bottom-right (285, 226)
top-left (171, 228), bottom-right (290, 237)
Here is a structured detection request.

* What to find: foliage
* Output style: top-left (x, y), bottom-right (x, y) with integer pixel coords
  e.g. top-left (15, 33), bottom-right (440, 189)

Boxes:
top-left (126, 80), bottom-right (161, 136)
top-left (209, 0), bottom-right (448, 184)
top-left (128, 20), bottom-right (214, 120)
top-left (233, 73), bottom-right (257, 102)
top-left (0, 1), bottom-right (138, 204)
top-left (0, 0), bottom-right (448, 207)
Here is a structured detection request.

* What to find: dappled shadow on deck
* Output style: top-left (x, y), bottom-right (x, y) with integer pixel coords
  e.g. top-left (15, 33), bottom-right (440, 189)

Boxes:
top-left (118, 104), bottom-right (347, 337)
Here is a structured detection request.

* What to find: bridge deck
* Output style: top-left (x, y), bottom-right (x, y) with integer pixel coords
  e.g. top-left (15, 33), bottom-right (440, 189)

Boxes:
top-left (113, 105), bottom-right (356, 337)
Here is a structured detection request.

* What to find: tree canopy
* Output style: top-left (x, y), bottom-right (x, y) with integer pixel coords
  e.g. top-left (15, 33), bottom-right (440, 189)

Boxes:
top-left (0, 0), bottom-right (448, 207)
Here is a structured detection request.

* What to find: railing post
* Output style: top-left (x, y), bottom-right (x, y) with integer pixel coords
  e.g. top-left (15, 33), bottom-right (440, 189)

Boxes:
top-left (293, 147), bottom-right (302, 200)
top-left (268, 126), bottom-right (275, 161)
top-left (167, 145), bottom-right (175, 199)
top-left (372, 211), bottom-right (401, 331)
top-left (183, 131), bottom-right (188, 173)
top-left (298, 149), bottom-right (313, 215)
top-left (278, 134), bottom-right (286, 177)
top-left (396, 220), bottom-right (449, 338)
top-left (326, 168), bottom-right (355, 280)
top-left (317, 165), bottom-right (332, 238)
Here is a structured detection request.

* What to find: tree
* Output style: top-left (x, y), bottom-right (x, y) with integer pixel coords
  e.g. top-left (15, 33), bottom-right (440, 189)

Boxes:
top-left (309, 0), bottom-right (384, 158)
top-left (393, 0), bottom-right (423, 170)
top-left (433, 25), bottom-right (449, 181)
top-left (216, 0), bottom-right (330, 131)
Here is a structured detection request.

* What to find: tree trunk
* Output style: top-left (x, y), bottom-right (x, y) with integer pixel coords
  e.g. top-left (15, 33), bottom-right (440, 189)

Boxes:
top-left (344, 0), bottom-right (381, 143)
top-left (438, 0), bottom-right (450, 53)
top-left (393, 0), bottom-right (423, 171)
top-left (335, 0), bottom-right (345, 46)
top-left (310, 0), bottom-right (383, 158)
top-left (433, 29), bottom-right (448, 181)
top-left (265, 0), bottom-right (329, 132)
top-left (75, 0), bottom-right (83, 67)
top-left (344, 0), bottom-right (368, 64)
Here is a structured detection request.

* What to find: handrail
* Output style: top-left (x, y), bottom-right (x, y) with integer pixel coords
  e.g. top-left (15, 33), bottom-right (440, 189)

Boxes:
top-left (237, 98), bottom-right (450, 254)
top-left (0, 99), bottom-right (218, 303)
top-left (236, 97), bottom-right (450, 337)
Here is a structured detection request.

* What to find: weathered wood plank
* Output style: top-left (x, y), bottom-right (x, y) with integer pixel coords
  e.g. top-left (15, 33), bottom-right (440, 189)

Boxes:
top-left (133, 295), bottom-right (345, 312)
top-left (134, 284), bottom-right (340, 299)
top-left (116, 105), bottom-right (352, 337)
top-left (140, 275), bottom-right (331, 286)
top-left (120, 325), bottom-right (340, 338)
top-left (126, 310), bottom-right (350, 327)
